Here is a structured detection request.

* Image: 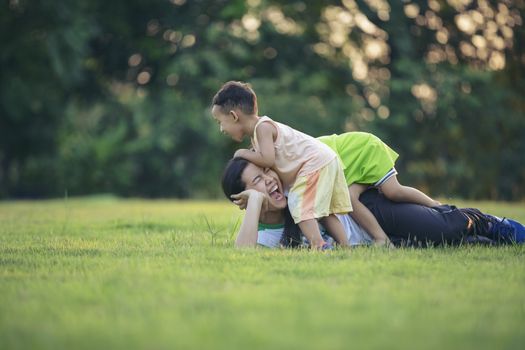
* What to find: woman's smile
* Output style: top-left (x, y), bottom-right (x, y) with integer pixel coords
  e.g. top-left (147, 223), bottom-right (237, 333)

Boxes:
top-left (241, 163), bottom-right (287, 210)
top-left (267, 182), bottom-right (284, 201)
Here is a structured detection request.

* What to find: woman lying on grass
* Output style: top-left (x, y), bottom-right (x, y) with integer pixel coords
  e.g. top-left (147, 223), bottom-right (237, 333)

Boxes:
top-left (222, 157), bottom-right (525, 249)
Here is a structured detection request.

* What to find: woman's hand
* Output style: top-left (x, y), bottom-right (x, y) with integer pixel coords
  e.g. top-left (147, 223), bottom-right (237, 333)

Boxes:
top-left (230, 189), bottom-right (268, 211)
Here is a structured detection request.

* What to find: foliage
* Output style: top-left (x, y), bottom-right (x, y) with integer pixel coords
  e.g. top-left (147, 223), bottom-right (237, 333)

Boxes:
top-left (1, 0), bottom-right (524, 199)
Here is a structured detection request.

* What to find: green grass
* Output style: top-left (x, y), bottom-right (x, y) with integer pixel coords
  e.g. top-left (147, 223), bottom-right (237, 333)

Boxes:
top-left (1, 197), bottom-right (524, 350)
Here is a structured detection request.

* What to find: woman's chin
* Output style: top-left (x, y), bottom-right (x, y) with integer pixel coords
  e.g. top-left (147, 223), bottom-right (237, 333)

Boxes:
top-left (270, 199), bottom-right (287, 210)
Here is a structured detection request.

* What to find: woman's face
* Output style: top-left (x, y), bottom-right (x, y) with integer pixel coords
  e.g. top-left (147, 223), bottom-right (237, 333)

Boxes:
top-left (241, 163), bottom-right (287, 211)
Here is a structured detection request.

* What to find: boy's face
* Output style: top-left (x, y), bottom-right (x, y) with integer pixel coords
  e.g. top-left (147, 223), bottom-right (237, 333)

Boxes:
top-left (211, 105), bottom-right (244, 142)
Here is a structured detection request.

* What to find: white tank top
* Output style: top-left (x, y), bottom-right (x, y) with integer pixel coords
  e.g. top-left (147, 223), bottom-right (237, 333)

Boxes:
top-left (251, 116), bottom-right (336, 189)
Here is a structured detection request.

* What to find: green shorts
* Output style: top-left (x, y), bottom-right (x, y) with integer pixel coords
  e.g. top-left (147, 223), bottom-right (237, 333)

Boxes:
top-left (317, 132), bottom-right (399, 186)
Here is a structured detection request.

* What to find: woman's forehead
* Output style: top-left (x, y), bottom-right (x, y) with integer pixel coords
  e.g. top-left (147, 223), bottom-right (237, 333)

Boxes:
top-left (241, 163), bottom-right (263, 183)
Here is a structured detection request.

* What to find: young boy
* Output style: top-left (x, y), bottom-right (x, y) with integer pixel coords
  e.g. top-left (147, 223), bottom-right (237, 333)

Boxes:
top-left (211, 81), bottom-right (352, 249)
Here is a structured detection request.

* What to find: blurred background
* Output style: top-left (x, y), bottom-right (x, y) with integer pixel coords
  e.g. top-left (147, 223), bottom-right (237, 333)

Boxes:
top-left (1, 0), bottom-right (524, 200)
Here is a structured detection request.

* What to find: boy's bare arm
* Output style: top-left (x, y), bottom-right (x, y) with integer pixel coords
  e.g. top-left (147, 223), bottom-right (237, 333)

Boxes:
top-left (234, 122), bottom-right (276, 168)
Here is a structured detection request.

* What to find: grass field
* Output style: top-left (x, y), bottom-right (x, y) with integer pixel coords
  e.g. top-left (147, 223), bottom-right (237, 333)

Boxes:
top-left (1, 197), bottom-right (524, 350)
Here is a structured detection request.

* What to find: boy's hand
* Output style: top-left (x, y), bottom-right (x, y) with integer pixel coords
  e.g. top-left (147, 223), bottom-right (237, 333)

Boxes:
top-left (234, 148), bottom-right (252, 159)
top-left (230, 189), bottom-right (268, 211)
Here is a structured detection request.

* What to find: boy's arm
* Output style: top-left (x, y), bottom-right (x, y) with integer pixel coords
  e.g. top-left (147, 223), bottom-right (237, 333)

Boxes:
top-left (234, 122), bottom-right (276, 168)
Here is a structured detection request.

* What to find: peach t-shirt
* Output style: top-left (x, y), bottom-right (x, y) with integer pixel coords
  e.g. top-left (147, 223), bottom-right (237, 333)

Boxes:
top-left (251, 116), bottom-right (336, 189)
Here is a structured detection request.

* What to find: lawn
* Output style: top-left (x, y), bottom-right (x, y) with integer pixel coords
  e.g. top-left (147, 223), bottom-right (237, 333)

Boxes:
top-left (1, 197), bottom-right (524, 350)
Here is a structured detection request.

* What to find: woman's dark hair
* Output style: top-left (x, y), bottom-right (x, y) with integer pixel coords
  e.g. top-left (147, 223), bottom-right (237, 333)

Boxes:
top-left (221, 158), bottom-right (302, 248)
top-left (281, 208), bottom-right (302, 248)
top-left (222, 157), bottom-right (250, 202)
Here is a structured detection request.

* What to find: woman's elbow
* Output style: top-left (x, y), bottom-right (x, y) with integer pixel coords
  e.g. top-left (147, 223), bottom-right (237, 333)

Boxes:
top-left (235, 242), bottom-right (257, 248)
top-left (234, 237), bottom-right (258, 248)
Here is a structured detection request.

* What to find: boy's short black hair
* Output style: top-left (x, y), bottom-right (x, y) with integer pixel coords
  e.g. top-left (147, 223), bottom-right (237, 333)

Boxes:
top-left (212, 81), bottom-right (257, 115)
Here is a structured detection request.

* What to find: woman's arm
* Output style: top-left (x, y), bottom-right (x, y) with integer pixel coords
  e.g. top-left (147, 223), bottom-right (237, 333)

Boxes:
top-left (234, 122), bottom-right (276, 168)
top-left (230, 189), bottom-right (268, 248)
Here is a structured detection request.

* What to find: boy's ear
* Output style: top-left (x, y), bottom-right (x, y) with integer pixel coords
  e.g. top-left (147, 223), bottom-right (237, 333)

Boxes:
top-left (230, 110), bottom-right (240, 122)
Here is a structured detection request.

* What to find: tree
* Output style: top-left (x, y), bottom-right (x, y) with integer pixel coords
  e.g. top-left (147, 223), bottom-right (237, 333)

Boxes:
top-left (1, 0), bottom-right (524, 199)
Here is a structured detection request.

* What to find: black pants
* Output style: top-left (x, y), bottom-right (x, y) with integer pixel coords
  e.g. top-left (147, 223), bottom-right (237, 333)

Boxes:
top-left (360, 189), bottom-right (472, 247)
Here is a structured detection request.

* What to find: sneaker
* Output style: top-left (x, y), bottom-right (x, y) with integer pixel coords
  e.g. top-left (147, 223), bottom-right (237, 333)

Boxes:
top-left (464, 235), bottom-right (495, 245)
top-left (506, 219), bottom-right (525, 243)
top-left (487, 215), bottom-right (525, 243)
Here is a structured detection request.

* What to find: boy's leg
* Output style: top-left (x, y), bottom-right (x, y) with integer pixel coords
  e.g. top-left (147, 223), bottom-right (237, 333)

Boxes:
top-left (320, 214), bottom-right (349, 246)
top-left (380, 175), bottom-right (440, 207)
top-left (349, 184), bottom-right (392, 247)
top-left (297, 219), bottom-right (326, 249)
